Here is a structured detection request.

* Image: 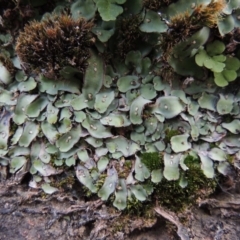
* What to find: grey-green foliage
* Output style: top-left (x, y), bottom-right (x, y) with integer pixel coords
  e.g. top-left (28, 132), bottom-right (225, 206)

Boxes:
top-left (0, 0), bottom-right (239, 211)
top-left (218, 6), bottom-right (240, 35)
top-left (169, 27), bottom-right (210, 77)
top-left (139, 10), bottom-right (168, 33)
top-left (71, 0), bottom-right (97, 20)
top-left (95, 0), bottom-right (126, 21)
top-left (1, 47), bottom-right (237, 210)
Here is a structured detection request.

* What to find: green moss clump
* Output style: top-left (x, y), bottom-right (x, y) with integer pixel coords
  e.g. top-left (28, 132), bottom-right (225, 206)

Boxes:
top-left (209, 142), bottom-right (217, 149)
top-left (139, 153), bottom-right (217, 211)
top-left (123, 195), bottom-right (154, 218)
top-left (139, 153), bottom-right (216, 212)
top-left (140, 152), bottom-right (163, 171)
top-left (184, 155), bottom-right (216, 195)
top-left (226, 155), bottom-right (234, 164)
top-left (82, 172), bottom-right (107, 198)
top-left (164, 128), bottom-right (180, 144)
top-left (9, 122), bottom-right (18, 136)
top-left (125, 195), bottom-right (145, 216)
top-left (154, 154), bottom-right (217, 211)
top-left (124, 160), bottom-right (132, 169)
top-left (118, 160), bottom-right (133, 178)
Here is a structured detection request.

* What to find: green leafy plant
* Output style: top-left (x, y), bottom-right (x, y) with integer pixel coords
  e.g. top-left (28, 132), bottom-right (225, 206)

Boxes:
top-left (195, 40), bottom-right (240, 86)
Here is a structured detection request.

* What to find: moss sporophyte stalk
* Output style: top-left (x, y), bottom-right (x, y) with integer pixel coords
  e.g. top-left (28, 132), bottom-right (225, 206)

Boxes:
top-left (0, 0), bottom-right (239, 212)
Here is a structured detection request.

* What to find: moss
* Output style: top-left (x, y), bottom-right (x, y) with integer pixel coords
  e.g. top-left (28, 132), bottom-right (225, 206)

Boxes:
top-left (171, 0), bottom-right (225, 30)
top-left (190, 0), bottom-right (225, 28)
top-left (15, 14), bottom-right (94, 78)
top-left (51, 174), bottom-right (75, 189)
top-left (9, 122), bottom-right (18, 136)
top-left (82, 186), bottom-right (93, 198)
top-left (124, 160), bottom-right (132, 169)
top-left (140, 152), bottom-right (163, 171)
top-left (111, 209), bottom-right (156, 234)
top-left (153, 154), bottom-right (217, 211)
top-left (124, 195), bottom-right (153, 217)
top-left (159, 65), bottom-right (176, 83)
top-left (111, 159), bottom-right (133, 179)
top-left (160, 11), bottom-right (197, 61)
top-left (226, 154), bottom-right (234, 164)
top-left (95, 173), bottom-right (107, 188)
top-left (0, 1), bottom-right (20, 33)
top-left (112, 218), bottom-right (126, 233)
top-left (106, 180), bottom-right (153, 217)
top-left (164, 128), bottom-right (180, 144)
top-left (41, 192), bottom-right (48, 199)
top-left (183, 154), bottom-right (199, 166)
top-left (209, 142), bottom-right (217, 149)
top-left (161, 0), bottom-right (225, 61)
top-left (139, 153), bottom-right (216, 212)
top-left (82, 173), bottom-right (107, 198)
top-left (49, 153), bottom-right (58, 166)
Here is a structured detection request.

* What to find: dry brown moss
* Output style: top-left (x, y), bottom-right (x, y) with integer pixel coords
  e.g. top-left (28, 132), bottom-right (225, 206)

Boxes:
top-left (16, 14), bottom-right (95, 79)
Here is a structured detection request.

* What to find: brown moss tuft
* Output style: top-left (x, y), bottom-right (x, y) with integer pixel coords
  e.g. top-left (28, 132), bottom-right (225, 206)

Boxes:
top-left (15, 14), bottom-right (95, 79)
top-left (191, 0), bottom-right (226, 28)
top-left (161, 0), bottom-right (226, 61)
top-left (170, 0), bottom-right (225, 29)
